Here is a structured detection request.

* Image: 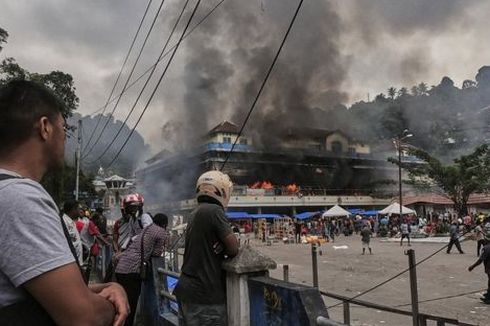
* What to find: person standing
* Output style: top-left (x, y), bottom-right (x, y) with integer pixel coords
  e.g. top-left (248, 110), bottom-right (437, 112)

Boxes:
top-left (447, 220), bottom-right (464, 254)
top-left (400, 219), bottom-right (411, 246)
top-left (468, 232), bottom-right (490, 304)
top-left (361, 224), bottom-right (373, 255)
top-left (174, 171), bottom-right (239, 326)
top-left (476, 221), bottom-right (486, 256)
top-left (62, 200), bottom-right (83, 265)
top-left (115, 213), bottom-right (169, 326)
top-left (0, 80), bottom-right (128, 325)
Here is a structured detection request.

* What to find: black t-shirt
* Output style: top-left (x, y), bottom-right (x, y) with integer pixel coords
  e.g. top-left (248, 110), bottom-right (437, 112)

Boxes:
top-left (174, 197), bottom-right (233, 304)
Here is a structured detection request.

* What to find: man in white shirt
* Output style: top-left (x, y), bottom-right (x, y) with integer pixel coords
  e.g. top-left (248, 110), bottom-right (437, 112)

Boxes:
top-left (62, 200), bottom-right (83, 265)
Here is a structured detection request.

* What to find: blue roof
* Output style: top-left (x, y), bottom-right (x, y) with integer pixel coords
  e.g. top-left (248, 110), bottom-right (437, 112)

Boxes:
top-left (294, 211), bottom-right (321, 220)
top-left (363, 210), bottom-right (379, 216)
top-left (226, 212), bottom-right (251, 219)
top-left (249, 214), bottom-right (283, 219)
top-left (348, 208), bottom-right (364, 215)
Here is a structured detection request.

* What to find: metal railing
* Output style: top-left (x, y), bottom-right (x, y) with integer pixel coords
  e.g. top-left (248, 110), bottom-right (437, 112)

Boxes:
top-left (319, 291), bottom-right (476, 326)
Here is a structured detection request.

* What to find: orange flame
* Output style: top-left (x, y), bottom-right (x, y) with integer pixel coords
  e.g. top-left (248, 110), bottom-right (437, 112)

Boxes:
top-left (286, 183), bottom-right (299, 193)
top-left (250, 181), bottom-right (274, 189)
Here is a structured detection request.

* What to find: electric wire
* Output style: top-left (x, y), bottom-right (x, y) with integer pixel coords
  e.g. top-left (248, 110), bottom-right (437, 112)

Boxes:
top-left (83, 0), bottom-right (167, 159)
top-left (394, 289), bottom-right (485, 307)
top-left (105, 0), bottom-right (203, 168)
top-left (219, 0), bottom-right (305, 170)
top-left (85, 0), bottom-right (227, 118)
top-left (326, 225), bottom-right (479, 309)
top-left (88, 0), bottom-right (190, 164)
top-left (83, 0), bottom-right (154, 153)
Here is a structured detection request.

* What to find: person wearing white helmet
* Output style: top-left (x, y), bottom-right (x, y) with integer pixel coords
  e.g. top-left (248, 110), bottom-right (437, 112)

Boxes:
top-left (174, 170), bottom-right (239, 326)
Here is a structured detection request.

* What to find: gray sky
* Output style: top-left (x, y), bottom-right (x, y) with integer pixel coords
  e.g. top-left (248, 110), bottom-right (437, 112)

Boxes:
top-left (1, 0), bottom-right (490, 153)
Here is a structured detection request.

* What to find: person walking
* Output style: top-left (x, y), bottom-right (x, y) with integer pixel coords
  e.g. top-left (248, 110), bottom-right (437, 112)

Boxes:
top-left (447, 220), bottom-right (465, 254)
top-left (361, 224), bottom-right (373, 255)
top-left (468, 231), bottom-right (490, 304)
top-left (115, 213), bottom-right (170, 326)
top-left (400, 219), bottom-right (411, 246)
top-left (0, 80), bottom-right (128, 325)
top-left (174, 171), bottom-right (239, 326)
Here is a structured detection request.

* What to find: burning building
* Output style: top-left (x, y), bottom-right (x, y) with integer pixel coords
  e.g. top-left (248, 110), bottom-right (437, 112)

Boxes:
top-left (136, 121), bottom-right (399, 214)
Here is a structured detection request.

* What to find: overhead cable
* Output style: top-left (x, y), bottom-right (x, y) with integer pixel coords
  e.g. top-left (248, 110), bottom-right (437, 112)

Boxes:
top-left (106, 0), bottom-right (203, 168)
top-left (83, 0), bottom-right (154, 153)
top-left (83, 0), bottom-right (167, 159)
top-left (219, 0), bottom-right (305, 170)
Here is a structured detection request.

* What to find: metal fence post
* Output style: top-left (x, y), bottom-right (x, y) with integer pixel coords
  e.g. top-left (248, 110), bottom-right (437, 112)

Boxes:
top-left (311, 243), bottom-right (319, 288)
top-left (343, 301), bottom-right (350, 325)
top-left (406, 249), bottom-right (420, 326)
top-left (283, 264), bottom-right (289, 282)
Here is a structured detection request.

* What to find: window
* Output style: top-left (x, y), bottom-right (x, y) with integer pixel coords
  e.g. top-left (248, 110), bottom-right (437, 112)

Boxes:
top-left (223, 137), bottom-right (232, 143)
top-left (239, 138), bottom-right (248, 145)
top-left (348, 147), bottom-right (356, 155)
top-left (332, 141), bottom-right (343, 153)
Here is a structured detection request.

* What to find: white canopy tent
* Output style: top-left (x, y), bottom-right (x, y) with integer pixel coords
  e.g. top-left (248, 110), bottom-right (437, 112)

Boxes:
top-left (322, 205), bottom-right (351, 218)
top-left (379, 202), bottom-right (416, 215)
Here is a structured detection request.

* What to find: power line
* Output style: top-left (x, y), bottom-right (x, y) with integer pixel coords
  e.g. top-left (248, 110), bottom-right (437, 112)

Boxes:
top-left (88, 0), bottom-right (191, 164)
top-left (394, 289), bottom-right (484, 307)
top-left (83, 0), bottom-right (154, 153)
top-left (219, 0), bottom-right (305, 170)
top-left (105, 0), bottom-right (203, 168)
top-left (326, 225), bottom-right (478, 309)
top-left (85, 0), bottom-right (227, 118)
top-left (83, 0), bottom-right (167, 159)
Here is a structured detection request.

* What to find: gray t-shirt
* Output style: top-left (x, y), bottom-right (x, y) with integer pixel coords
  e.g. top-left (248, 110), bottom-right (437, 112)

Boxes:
top-left (0, 169), bottom-right (75, 307)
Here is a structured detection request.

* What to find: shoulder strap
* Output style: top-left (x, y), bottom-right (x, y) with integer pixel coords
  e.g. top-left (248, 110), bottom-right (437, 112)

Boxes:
top-left (140, 227), bottom-right (149, 270)
top-left (0, 173), bottom-right (21, 182)
top-left (0, 173), bottom-right (85, 282)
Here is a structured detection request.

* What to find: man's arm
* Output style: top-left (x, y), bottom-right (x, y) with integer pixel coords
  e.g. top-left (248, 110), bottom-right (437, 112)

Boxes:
top-left (468, 258), bottom-right (482, 271)
top-left (24, 263), bottom-right (126, 326)
top-left (222, 233), bottom-right (239, 257)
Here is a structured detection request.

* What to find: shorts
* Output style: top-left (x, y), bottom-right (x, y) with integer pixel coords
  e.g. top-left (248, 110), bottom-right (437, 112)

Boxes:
top-left (401, 233), bottom-right (410, 239)
top-left (362, 241), bottom-right (370, 248)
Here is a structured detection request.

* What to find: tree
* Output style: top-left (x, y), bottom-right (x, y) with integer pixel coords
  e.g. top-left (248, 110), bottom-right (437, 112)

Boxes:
top-left (417, 82), bottom-right (428, 96)
top-left (476, 66), bottom-right (490, 88)
top-left (0, 27), bottom-right (8, 52)
top-left (410, 85), bottom-right (419, 96)
top-left (387, 87), bottom-right (397, 100)
top-left (462, 79), bottom-right (476, 89)
top-left (397, 87), bottom-right (409, 98)
top-left (0, 27), bottom-right (79, 118)
top-left (398, 144), bottom-right (490, 216)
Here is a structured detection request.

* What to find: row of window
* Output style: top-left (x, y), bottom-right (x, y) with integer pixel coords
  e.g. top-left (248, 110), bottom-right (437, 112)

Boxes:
top-left (223, 136), bottom-right (248, 145)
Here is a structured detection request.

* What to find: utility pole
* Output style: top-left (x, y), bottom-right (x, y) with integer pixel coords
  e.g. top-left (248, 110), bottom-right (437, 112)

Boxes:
top-left (406, 249), bottom-right (420, 326)
top-left (395, 130), bottom-right (413, 218)
top-left (75, 119), bottom-right (82, 201)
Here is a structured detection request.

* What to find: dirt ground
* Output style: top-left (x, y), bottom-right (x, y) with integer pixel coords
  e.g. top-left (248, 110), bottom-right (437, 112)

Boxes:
top-left (252, 235), bottom-right (489, 326)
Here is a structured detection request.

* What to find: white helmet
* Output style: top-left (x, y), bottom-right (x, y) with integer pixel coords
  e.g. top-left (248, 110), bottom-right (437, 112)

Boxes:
top-left (196, 170), bottom-right (233, 208)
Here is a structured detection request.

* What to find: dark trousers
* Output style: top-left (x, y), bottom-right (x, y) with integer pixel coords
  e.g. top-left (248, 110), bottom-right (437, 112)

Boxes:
top-left (477, 240), bottom-right (486, 256)
top-left (447, 238), bottom-right (463, 253)
top-left (486, 274), bottom-right (490, 298)
top-left (116, 273), bottom-right (142, 326)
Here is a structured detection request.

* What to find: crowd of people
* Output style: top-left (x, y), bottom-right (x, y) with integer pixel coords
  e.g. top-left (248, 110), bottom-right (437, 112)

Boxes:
top-left (0, 80), bottom-right (489, 325)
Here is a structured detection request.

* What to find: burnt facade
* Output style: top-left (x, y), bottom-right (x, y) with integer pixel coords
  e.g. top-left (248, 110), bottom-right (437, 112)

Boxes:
top-left (135, 122), bottom-right (398, 206)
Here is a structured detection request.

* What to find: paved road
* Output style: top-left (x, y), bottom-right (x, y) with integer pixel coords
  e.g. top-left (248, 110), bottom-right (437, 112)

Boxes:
top-left (253, 235), bottom-right (489, 326)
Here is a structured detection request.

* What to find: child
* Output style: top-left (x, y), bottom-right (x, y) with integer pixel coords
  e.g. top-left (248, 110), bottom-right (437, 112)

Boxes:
top-left (361, 224), bottom-right (373, 255)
